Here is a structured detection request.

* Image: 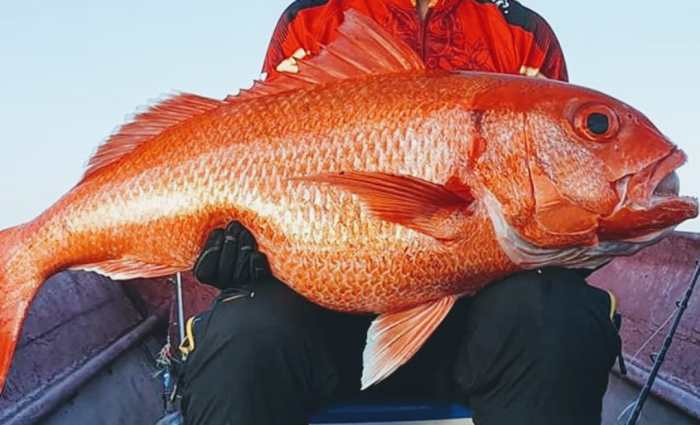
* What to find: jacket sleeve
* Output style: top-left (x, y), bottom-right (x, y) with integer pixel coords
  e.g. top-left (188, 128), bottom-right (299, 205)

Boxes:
top-left (262, 1), bottom-right (343, 79)
top-left (517, 6), bottom-right (569, 82)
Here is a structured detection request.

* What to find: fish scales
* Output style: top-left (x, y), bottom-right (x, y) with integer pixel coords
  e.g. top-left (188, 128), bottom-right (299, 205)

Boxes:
top-left (24, 73), bottom-right (512, 314)
top-left (0, 11), bottom-right (696, 391)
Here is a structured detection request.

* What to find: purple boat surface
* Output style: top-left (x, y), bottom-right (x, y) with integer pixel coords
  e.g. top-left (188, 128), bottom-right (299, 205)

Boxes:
top-left (0, 232), bottom-right (698, 425)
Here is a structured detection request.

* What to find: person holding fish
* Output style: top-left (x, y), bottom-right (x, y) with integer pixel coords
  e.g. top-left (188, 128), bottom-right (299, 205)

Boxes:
top-left (4, 0), bottom-right (697, 420)
top-left (177, 1), bottom-right (623, 424)
top-left (0, 0), bottom-right (695, 421)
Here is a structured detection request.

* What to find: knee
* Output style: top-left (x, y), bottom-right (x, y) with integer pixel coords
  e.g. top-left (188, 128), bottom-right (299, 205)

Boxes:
top-left (470, 268), bottom-right (593, 322)
top-left (185, 292), bottom-right (339, 397)
top-left (221, 317), bottom-right (339, 410)
top-left (230, 321), bottom-right (311, 368)
top-left (197, 295), bottom-right (323, 368)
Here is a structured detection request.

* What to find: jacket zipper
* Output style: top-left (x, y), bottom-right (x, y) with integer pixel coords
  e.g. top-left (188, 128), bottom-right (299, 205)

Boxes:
top-left (417, 6), bottom-right (433, 62)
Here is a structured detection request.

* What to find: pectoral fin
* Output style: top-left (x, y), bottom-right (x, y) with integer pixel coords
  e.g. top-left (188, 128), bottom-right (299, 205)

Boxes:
top-left (296, 172), bottom-right (474, 241)
top-left (361, 295), bottom-right (457, 389)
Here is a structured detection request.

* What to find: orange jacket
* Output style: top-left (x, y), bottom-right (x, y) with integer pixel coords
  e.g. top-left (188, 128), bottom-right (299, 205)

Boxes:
top-left (263, 0), bottom-right (568, 82)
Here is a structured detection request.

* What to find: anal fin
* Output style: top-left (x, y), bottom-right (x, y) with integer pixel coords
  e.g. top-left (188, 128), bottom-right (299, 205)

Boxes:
top-left (71, 258), bottom-right (185, 280)
top-left (362, 295), bottom-right (457, 389)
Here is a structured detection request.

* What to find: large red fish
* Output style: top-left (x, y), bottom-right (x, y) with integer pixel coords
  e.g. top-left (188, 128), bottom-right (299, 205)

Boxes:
top-left (0, 12), bottom-right (696, 392)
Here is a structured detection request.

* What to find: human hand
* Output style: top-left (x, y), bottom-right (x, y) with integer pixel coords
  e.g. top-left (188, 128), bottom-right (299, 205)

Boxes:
top-left (193, 222), bottom-right (269, 290)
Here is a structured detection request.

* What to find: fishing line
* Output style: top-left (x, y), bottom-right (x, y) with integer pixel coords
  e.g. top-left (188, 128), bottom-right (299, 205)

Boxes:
top-left (629, 310), bottom-right (675, 365)
top-left (615, 309), bottom-right (675, 424)
top-left (615, 280), bottom-right (680, 423)
top-left (616, 316), bottom-right (676, 424)
top-left (618, 258), bottom-right (700, 425)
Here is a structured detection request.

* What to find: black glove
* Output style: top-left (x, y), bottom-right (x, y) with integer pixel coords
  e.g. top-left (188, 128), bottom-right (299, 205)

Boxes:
top-left (194, 221), bottom-right (269, 290)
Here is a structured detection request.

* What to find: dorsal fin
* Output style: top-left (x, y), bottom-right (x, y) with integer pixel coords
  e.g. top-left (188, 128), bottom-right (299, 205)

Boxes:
top-left (80, 93), bottom-right (223, 183)
top-left (225, 10), bottom-right (425, 103)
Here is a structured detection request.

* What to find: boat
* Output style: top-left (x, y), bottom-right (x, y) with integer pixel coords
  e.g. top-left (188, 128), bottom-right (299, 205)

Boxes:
top-left (0, 232), bottom-right (698, 425)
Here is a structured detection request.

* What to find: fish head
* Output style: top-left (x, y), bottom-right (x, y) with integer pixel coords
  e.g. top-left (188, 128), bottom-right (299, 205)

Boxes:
top-left (522, 81), bottom-right (698, 242)
top-left (470, 75), bottom-right (697, 265)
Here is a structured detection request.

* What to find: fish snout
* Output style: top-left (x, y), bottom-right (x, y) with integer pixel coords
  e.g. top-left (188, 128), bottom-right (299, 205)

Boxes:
top-left (598, 149), bottom-right (698, 241)
top-left (625, 149), bottom-right (687, 208)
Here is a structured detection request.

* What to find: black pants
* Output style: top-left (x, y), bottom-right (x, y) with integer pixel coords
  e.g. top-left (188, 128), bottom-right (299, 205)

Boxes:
top-left (179, 268), bottom-right (620, 425)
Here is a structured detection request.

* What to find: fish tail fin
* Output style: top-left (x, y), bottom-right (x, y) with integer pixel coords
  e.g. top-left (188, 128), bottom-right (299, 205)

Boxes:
top-left (0, 225), bottom-right (45, 394)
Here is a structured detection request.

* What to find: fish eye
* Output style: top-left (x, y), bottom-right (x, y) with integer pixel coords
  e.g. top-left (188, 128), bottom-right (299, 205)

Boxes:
top-left (587, 113), bottom-right (609, 135)
top-left (573, 104), bottom-right (619, 142)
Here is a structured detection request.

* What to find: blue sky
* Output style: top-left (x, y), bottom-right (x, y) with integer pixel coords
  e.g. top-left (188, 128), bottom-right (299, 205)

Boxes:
top-left (1, 1), bottom-right (698, 232)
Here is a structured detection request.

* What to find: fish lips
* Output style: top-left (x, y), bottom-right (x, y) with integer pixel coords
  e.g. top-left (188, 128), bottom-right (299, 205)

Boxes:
top-left (599, 149), bottom-right (698, 241)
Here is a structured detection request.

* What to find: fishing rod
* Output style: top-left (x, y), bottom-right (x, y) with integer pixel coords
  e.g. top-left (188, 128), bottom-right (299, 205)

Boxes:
top-left (156, 273), bottom-right (187, 412)
top-left (175, 272), bottom-right (186, 344)
top-left (624, 257), bottom-right (700, 425)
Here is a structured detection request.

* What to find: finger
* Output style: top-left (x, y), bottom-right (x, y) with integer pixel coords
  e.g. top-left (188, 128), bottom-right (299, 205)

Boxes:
top-left (249, 252), bottom-right (270, 281)
top-left (206, 228), bottom-right (226, 249)
top-left (238, 227), bottom-right (258, 252)
top-left (234, 228), bottom-right (257, 283)
top-left (219, 222), bottom-right (243, 287)
top-left (225, 221), bottom-right (243, 235)
top-left (194, 228), bottom-right (225, 284)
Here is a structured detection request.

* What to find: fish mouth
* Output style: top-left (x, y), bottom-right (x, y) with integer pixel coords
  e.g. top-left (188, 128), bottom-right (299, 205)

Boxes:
top-left (600, 149), bottom-right (698, 241)
top-left (653, 171), bottom-right (680, 197)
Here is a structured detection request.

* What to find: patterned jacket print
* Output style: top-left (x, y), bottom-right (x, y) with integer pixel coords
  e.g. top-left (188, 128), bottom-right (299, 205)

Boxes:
top-left (263, 0), bottom-right (568, 82)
